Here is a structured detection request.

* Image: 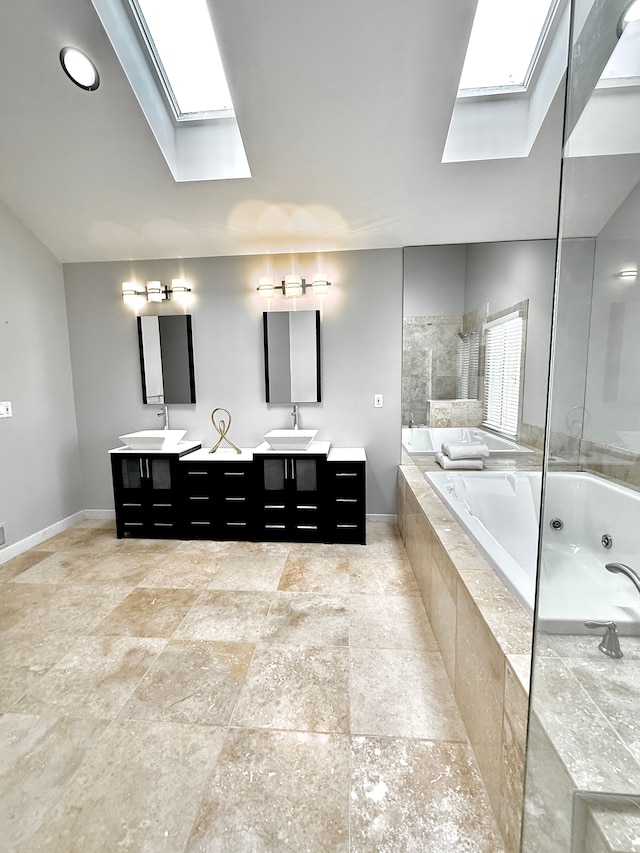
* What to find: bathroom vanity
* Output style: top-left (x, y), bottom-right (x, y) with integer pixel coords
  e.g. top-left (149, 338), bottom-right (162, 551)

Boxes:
top-left (109, 442), bottom-right (366, 544)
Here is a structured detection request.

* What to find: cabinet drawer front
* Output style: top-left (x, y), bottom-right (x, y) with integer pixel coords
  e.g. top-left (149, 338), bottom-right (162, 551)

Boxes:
top-left (328, 464), bottom-right (365, 497)
top-left (184, 468), bottom-right (212, 495)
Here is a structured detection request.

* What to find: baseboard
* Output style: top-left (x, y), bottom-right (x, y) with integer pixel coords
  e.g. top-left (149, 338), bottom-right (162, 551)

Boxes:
top-left (366, 514), bottom-right (398, 524)
top-left (0, 511), bottom-right (85, 565)
top-left (84, 510), bottom-right (116, 521)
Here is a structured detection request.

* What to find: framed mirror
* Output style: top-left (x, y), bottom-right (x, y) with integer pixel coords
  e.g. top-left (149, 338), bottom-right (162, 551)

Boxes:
top-left (137, 315), bottom-right (196, 404)
top-left (263, 310), bottom-right (321, 403)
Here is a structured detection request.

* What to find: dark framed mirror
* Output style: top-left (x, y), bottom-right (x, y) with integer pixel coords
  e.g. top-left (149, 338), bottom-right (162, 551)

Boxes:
top-left (137, 315), bottom-right (196, 404)
top-left (263, 310), bottom-right (321, 403)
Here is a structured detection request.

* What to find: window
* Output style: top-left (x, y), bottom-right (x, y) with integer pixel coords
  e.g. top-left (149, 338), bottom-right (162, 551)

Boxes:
top-left (129, 0), bottom-right (233, 120)
top-left (456, 332), bottom-right (480, 399)
top-left (482, 312), bottom-right (524, 437)
top-left (458, 0), bottom-right (560, 96)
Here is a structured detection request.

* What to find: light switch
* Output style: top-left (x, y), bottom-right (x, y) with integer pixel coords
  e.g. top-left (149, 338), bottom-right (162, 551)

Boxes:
top-left (374, 394), bottom-right (383, 408)
top-left (0, 402), bottom-right (12, 418)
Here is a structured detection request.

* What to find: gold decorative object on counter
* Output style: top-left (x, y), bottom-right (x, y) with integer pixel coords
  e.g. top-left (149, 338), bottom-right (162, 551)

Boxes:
top-left (209, 407), bottom-right (241, 454)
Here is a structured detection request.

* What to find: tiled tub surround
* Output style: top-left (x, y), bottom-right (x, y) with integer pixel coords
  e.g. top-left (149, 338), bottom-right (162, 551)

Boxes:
top-left (0, 519), bottom-right (507, 852)
top-left (522, 634), bottom-right (640, 853)
top-left (425, 398), bottom-right (483, 428)
top-left (398, 463), bottom-right (533, 852)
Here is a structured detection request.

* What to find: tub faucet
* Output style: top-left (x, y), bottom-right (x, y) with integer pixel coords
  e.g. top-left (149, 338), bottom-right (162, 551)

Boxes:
top-left (157, 405), bottom-right (169, 430)
top-left (585, 620), bottom-right (623, 658)
top-left (605, 562), bottom-right (640, 596)
top-left (291, 405), bottom-right (299, 430)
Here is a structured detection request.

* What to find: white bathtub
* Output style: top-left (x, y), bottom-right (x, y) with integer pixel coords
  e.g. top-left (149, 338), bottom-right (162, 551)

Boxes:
top-left (403, 427), bottom-right (533, 455)
top-left (426, 470), bottom-right (640, 634)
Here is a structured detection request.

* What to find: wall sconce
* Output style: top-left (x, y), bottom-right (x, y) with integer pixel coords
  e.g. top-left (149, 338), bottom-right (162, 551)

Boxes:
top-left (121, 278), bottom-right (192, 305)
top-left (256, 273), bottom-right (331, 299)
top-left (617, 269), bottom-right (637, 280)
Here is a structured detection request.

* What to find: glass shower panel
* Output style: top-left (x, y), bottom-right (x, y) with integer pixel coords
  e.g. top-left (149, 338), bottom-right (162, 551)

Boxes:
top-left (522, 1), bottom-right (640, 850)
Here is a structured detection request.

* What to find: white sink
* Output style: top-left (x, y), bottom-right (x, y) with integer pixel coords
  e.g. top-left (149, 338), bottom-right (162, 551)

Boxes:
top-left (119, 429), bottom-right (187, 451)
top-left (262, 429), bottom-right (318, 451)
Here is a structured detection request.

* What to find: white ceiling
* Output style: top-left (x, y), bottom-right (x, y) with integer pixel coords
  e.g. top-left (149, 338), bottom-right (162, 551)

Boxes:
top-left (0, 0), bottom-right (571, 264)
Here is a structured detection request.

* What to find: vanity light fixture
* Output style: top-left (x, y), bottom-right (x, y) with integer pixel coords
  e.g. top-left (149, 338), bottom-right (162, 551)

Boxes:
top-left (121, 279), bottom-right (192, 305)
top-left (256, 274), bottom-right (331, 299)
top-left (59, 46), bottom-right (100, 91)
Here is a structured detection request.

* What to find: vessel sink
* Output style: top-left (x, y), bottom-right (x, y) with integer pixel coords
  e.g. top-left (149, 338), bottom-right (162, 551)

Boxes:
top-left (119, 429), bottom-right (187, 450)
top-left (262, 429), bottom-right (318, 451)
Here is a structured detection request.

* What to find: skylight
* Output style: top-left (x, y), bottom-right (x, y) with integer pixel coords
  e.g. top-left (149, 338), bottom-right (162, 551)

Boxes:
top-left (458, 0), bottom-right (559, 94)
top-left (130, 0), bottom-right (233, 118)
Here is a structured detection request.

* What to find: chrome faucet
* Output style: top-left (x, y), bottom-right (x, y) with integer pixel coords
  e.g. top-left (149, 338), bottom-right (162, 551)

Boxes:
top-left (291, 405), bottom-right (299, 430)
top-left (606, 562), bottom-right (640, 596)
top-left (157, 404), bottom-right (169, 430)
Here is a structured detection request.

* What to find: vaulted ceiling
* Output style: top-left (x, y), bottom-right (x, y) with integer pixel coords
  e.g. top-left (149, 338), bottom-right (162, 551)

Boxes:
top-left (0, 0), bottom-right (570, 263)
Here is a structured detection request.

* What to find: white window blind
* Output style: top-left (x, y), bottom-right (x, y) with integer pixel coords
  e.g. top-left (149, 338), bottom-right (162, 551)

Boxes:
top-left (482, 314), bottom-right (524, 436)
top-left (456, 333), bottom-right (480, 399)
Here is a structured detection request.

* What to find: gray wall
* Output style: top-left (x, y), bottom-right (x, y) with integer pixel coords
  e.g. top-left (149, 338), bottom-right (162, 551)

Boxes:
top-left (0, 199), bottom-right (82, 548)
top-left (64, 248), bottom-right (403, 516)
top-left (464, 240), bottom-right (556, 427)
top-left (403, 245), bottom-right (466, 316)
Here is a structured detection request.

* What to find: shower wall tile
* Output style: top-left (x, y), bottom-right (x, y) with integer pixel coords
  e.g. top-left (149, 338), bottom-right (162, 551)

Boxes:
top-left (580, 439), bottom-right (640, 489)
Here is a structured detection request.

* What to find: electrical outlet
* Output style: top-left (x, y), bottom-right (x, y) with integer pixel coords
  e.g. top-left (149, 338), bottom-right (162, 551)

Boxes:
top-left (374, 394), bottom-right (383, 408)
top-left (0, 402), bottom-right (12, 418)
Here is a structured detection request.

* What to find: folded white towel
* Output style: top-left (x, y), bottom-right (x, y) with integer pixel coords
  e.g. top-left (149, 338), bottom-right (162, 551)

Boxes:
top-left (441, 442), bottom-right (490, 460)
top-left (435, 452), bottom-right (484, 470)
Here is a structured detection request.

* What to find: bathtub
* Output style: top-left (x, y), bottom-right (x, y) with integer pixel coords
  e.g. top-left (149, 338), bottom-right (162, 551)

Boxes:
top-left (425, 470), bottom-right (640, 634)
top-left (403, 427), bottom-right (533, 455)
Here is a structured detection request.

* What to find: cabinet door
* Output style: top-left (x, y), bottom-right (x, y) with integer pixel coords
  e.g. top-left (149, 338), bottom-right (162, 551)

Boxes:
top-left (257, 456), bottom-right (323, 541)
top-left (112, 454), bottom-right (178, 539)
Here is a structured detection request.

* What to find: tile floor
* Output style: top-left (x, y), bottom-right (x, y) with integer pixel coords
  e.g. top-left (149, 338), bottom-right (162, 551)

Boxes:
top-left (0, 520), bottom-right (505, 852)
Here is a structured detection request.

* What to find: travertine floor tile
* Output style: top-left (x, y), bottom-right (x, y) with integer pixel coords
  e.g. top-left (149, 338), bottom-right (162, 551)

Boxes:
top-left (260, 591), bottom-right (349, 647)
top-left (349, 593), bottom-right (439, 651)
top-left (279, 545), bottom-right (350, 594)
top-left (136, 548), bottom-right (229, 589)
top-left (184, 728), bottom-right (350, 852)
top-left (174, 589), bottom-right (274, 642)
top-left (350, 736), bottom-right (505, 852)
top-left (0, 550), bottom-right (52, 583)
top-left (120, 638), bottom-right (254, 725)
top-left (26, 719), bottom-right (226, 853)
top-left (15, 636), bottom-right (165, 719)
top-left (207, 554), bottom-right (288, 591)
top-left (13, 550), bottom-right (161, 587)
top-left (350, 647), bottom-right (468, 740)
top-left (91, 587), bottom-right (200, 637)
top-left (232, 643), bottom-right (350, 733)
top-left (0, 520), bottom-right (506, 851)
top-left (0, 712), bottom-right (109, 852)
top-left (0, 632), bottom-right (77, 710)
top-left (0, 583), bottom-right (131, 636)
top-left (349, 553), bottom-right (419, 596)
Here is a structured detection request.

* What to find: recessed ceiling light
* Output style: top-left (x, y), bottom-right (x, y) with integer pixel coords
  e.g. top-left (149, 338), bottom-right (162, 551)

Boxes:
top-left (59, 46), bottom-right (100, 91)
top-left (618, 0), bottom-right (640, 36)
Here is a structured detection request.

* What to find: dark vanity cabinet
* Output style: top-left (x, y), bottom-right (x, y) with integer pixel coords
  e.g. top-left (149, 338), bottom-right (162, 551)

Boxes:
top-left (254, 453), bottom-right (326, 541)
top-left (326, 455), bottom-right (366, 544)
top-left (110, 444), bottom-right (366, 544)
top-left (180, 458), bottom-right (255, 539)
top-left (110, 445), bottom-right (200, 538)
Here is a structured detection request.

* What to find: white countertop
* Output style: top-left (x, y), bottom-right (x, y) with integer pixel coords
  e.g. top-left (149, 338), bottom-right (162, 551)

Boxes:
top-left (109, 441), bottom-right (201, 455)
top-left (253, 440), bottom-right (332, 456)
top-left (327, 447), bottom-right (367, 462)
top-left (179, 447), bottom-right (255, 463)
